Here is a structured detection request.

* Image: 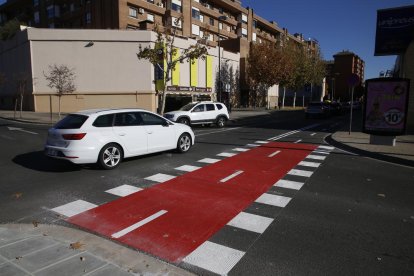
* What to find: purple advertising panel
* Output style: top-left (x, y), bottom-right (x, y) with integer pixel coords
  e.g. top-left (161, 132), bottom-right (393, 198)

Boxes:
top-left (363, 78), bottom-right (410, 136)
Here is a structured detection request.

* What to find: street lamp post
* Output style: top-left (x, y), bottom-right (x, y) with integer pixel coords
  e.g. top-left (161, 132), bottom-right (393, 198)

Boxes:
top-left (217, 15), bottom-right (227, 103)
top-left (331, 77), bottom-right (335, 101)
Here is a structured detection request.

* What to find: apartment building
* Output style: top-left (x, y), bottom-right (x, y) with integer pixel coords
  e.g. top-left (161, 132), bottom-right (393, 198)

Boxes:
top-left (326, 51), bottom-right (365, 102)
top-left (1, 0), bottom-right (318, 107)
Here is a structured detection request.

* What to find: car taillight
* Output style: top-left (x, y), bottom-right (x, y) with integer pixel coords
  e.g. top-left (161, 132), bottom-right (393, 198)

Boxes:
top-left (62, 133), bottom-right (87, 140)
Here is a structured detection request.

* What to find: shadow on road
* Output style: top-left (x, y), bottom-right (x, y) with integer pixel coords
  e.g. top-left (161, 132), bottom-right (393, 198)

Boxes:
top-left (12, 151), bottom-right (82, 172)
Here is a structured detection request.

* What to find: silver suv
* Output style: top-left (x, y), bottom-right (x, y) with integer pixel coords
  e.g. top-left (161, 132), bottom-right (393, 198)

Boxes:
top-left (164, 101), bottom-right (230, 128)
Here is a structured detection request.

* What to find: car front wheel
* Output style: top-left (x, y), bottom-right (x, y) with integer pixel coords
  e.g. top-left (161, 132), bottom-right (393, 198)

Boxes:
top-left (178, 117), bottom-right (190, 125)
top-left (98, 143), bottom-right (123, 170)
top-left (177, 133), bottom-right (192, 153)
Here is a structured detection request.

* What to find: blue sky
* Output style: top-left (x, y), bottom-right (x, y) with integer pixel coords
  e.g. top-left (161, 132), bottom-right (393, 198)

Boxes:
top-left (242, 0), bottom-right (413, 80)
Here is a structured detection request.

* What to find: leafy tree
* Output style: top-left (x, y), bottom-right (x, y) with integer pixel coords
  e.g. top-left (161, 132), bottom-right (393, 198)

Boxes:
top-left (247, 41), bottom-right (294, 107)
top-left (137, 18), bottom-right (208, 114)
top-left (0, 18), bottom-right (22, 40)
top-left (44, 64), bottom-right (76, 117)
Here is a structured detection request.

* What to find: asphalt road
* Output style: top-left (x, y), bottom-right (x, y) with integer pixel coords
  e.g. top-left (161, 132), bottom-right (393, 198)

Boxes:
top-left (0, 111), bottom-right (413, 275)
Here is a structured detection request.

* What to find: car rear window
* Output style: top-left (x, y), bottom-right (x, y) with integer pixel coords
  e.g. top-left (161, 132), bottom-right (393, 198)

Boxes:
top-left (93, 114), bottom-right (114, 127)
top-left (216, 104), bottom-right (223, 110)
top-left (54, 114), bottom-right (88, 129)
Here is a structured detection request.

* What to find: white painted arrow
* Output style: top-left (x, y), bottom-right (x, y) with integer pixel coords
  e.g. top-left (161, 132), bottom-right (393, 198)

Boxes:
top-left (7, 127), bottom-right (38, 135)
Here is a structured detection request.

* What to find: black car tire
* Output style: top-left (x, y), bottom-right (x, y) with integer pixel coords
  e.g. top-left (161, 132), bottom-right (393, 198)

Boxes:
top-left (177, 133), bottom-right (192, 153)
top-left (98, 143), bottom-right (123, 170)
top-left (178, 117), bottom-right (190, 125)
top-left (216, 116), bottom-right (226, 128)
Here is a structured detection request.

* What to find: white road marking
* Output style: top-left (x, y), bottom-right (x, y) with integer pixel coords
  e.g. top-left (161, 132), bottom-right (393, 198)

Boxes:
top-left (255, 193), bottom-right (292, 208)
top-left (51, 200), bottom-right (97, 218)
top-left (220, 170), bottom-right (244, 183)
top-left (307, 154), bottom-right (326, 160)
top-left (175, 165), bottom-right (201, 172)
top-left (255, 141), bottom-right (269, 144)
top-left (298, 161), bottom-right (321, 168)
top-left (294, 139), bottom-right (302, 143)
top-left (310, 133), bottom-right (317, 136)
top-left (274, 179), bottom-right (304, 190)
top-left (227, 212), bottom-right (274, 234)
top-left (232, 148), bottom-right (249, 152)
top-left (268, 150), bottom-right (281, 157)
top-left (105, 185), bottom-right (143, 197)
top-left (195, 127), bottom-right (242, 137)
top-left (111, 210), bottom-right (168, 239)
top-left (288, 169), bottom-right (314, 177)
top-left (7, 127), bottom-right (38, 135)
top-left (198, 158), bottom-right (220, 164)
top-left (319, 145), bottom-right (335, 150)
top-left (268, 123), bottom-right (321, 141)
top-left (313, 150), bottom-right (330, 155)
top-left (217, 152), bottom-right (237, 157)
top-left (246, 144), bottom-right (260, 147)
top-left (183, 241), bottom-right (245, 275)
top-left (145, 173), bottom-right (176, 183)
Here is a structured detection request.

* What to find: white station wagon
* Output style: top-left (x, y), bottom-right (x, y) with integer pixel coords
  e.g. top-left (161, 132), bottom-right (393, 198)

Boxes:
top-left (44, 108), bottom-right (195, 169)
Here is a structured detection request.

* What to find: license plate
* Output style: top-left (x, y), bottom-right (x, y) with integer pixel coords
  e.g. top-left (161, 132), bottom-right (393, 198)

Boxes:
top-left (46, 148), bottom-right (58, 156)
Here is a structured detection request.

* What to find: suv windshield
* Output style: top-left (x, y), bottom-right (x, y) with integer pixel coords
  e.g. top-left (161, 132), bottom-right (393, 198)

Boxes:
top-left (54, 114), bottom-right (88, 129)
top-left (179, 103), bottom-right (197, 111)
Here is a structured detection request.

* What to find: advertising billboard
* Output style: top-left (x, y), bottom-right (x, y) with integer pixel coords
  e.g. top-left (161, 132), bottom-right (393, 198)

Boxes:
top-left (375, 5), bottom-right (414, 56)
top-left (363, 78), bottom-right (410, 136)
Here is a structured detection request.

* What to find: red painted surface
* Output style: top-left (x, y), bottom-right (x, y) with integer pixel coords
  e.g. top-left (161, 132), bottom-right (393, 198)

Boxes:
top-left (68, 142), bottom-right (317, 263)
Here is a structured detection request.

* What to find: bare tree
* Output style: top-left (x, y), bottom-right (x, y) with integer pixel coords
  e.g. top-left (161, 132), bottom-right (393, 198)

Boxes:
top-left (44, 64), bottom-right (76, 117)
top-left (14, 73), bottom-right (32, 118)
top-left (137, 18), bottom-right (208, 114)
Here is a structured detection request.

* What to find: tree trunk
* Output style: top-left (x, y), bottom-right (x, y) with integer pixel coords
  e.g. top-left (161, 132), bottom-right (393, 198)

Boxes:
top-left (160, 90), bottom-right (167, 115)
top-left (293, 92), bottom-right (297, 108)
top-left (14, 98), bottom-right (18, 119)
top-left (58, 96), bottom-right (61, 118)
top-left (19, 95), bottom-right (23, 118)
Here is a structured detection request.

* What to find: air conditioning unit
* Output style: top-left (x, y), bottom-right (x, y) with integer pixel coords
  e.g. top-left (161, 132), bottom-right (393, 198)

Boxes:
top-left (138, 8), bottom-right (145, 14)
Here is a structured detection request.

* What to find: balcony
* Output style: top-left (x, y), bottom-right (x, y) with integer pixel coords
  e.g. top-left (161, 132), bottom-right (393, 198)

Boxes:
top-left (129, 0), bottom-right (166, 16)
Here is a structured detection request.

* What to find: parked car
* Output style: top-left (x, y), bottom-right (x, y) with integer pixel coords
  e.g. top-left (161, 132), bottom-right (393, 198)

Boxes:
top-left (305, 102), bottom-right (331, 118)
top-left (44, 108), bottom-right (195, 169)
top-left (163, 101), bottom-right (230, 128)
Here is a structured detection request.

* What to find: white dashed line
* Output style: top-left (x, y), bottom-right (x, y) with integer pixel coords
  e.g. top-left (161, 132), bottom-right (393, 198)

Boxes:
top-left (298, 161), bottom-right (321, 168)
top-left (310, 133), bottom-right (317, 136)
top-left (307, 154), bottom-right (326, 161)
top-left (294, 139), bottom-right (302, 143)
top-left (255, 141), bottom-right (269, 144)
top-left (313, 150), bottom-right (330, 155)
top-left (217, 152), bottom-right (237, 157)
top-left (232, 148), bottom-right (249, 152)
top-left (220, 170), bottom-right (244, 183)
top-left (111, 210), bottom-right (168, 239)
top-left (268, 150), bottom-right (281, 158)
top-left (319, 145), bottom-right (335, 150)
top-left (246, 144), bottom-right (260, 147)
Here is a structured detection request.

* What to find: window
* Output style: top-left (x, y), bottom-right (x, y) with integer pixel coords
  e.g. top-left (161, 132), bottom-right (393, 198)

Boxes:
top-left (147, 0), bottom-right (154, 3)
top-left (171, 0), bottom-right (182, 12)
top-left (147, 13), bottom-right (154, 22)
top-left (192, 7), bottom-right (200, 20)
top-left (47, 5), bottom-right (55, 18)
top-left (54, 115), bottom-right (88, 129)
top-left (192, 105), bottom-right (205, 113)
top-left (141, 112), bottom-right (166, 126)
top-left (252, 33), bottom-right (257, 41)
top-left (129, 7), bottom-right (137, 18)
top-left (219, 8), bottom-right (223, 14)
top-left (199, 14), bottom-right (204, 22)
top-left (241, 13), bottom-right (248, 23)
top-left (34, 11), bottom-right (40, 24)
top-left (209, 18), bottom-right (214, 26)
top-left (114, 113), bottom-right (143, 126)
top-left (219, 22), bottom-right (223, 30)
top-left (93, 114), bottom-right (115, 127)
top-left (192, 24), bottom-right (200, 36)
top-left (216, 104), bottom-right (223, 110)
top-left (206, 104), bottom-right (215, 111)
top-left (33, 0), bottom-right (39, 7)
top-left (172, 16), bottom-right (182, 28)
top-left (253, 20), bottom-right (257, 28)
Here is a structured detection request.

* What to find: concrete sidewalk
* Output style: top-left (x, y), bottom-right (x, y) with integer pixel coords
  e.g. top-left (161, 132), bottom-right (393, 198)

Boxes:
top-left (1, 108), bottom-right (413, 275)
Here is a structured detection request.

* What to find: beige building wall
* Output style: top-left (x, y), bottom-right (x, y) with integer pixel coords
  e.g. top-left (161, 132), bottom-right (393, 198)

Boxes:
top-left (401, 41), bottom-right (414, 133)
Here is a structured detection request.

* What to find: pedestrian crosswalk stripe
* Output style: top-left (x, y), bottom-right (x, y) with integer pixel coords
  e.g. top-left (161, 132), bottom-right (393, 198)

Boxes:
top-left (197, 158), bottom-right (220, 164)
top-left (246, 144), bottom-right (260, 147)
top-left (274, 179), bottom-right (304, 190)
top-left (51, 200), bottom-right (97, 218)
top-left (105, 185), bottom-right (143, 197)
top-left (255, 141), bottom-right (269, 144)
top-left (318, 145), bottom-right (334, 150)
top-left (232, 148), bottom-right (250, 152)
top-left (313, 150), bottom-right (330, 155)
top-left (255, 193), bottom-right (292, 208)
top-left (175, 165), bottom-right (201, 172)
top-left (227, 212), bottom-right (273, 233)
top-left (183, 241), bottom-right (245, 275)
top-left (217, 152), bottom-right (237, 157)
top-left (298, 161), bottom-right (321, 168)
top-left (145, 173), bottom-right (176, 183)
top-left (307, 154), bottom-right (326, 160)
top-left (288, 169), bottom-right (313, 177)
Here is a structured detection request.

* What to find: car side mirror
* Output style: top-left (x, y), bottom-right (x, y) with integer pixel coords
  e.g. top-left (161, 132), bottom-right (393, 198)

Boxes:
top-left (162, 121), bottom-right (170, 127)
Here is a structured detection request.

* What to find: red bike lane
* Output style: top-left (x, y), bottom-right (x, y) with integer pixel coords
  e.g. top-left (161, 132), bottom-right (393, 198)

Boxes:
top-left (68, 142), bottom-right (317, 263)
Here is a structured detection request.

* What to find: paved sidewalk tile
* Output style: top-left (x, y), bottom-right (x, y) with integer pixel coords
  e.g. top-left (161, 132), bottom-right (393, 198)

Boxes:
top-left (0, 228), bottom-right (32, 247)
top-left (0, 236), bottom-right (56, 260)
top-left (88, 264), bottom-right (135, 276)
top-left (0, 262), bottom-right (30, 276)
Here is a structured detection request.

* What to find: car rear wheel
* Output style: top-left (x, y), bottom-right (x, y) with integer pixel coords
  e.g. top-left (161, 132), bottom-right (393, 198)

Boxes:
top-left (178, 117), bottom-right (190, 125)
top-left (98, 143), bottom-right (123, 170)
top-left (216, 116), bottom-right (226, 128)
top-left (177, 133), bottom-right (192, 153)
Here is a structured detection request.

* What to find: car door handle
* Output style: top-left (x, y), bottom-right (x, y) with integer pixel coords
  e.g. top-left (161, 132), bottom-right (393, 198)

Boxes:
top-left (118, 133), bottom-right (126, 136)
top-left (147, 131), bottom-right (153, 134)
